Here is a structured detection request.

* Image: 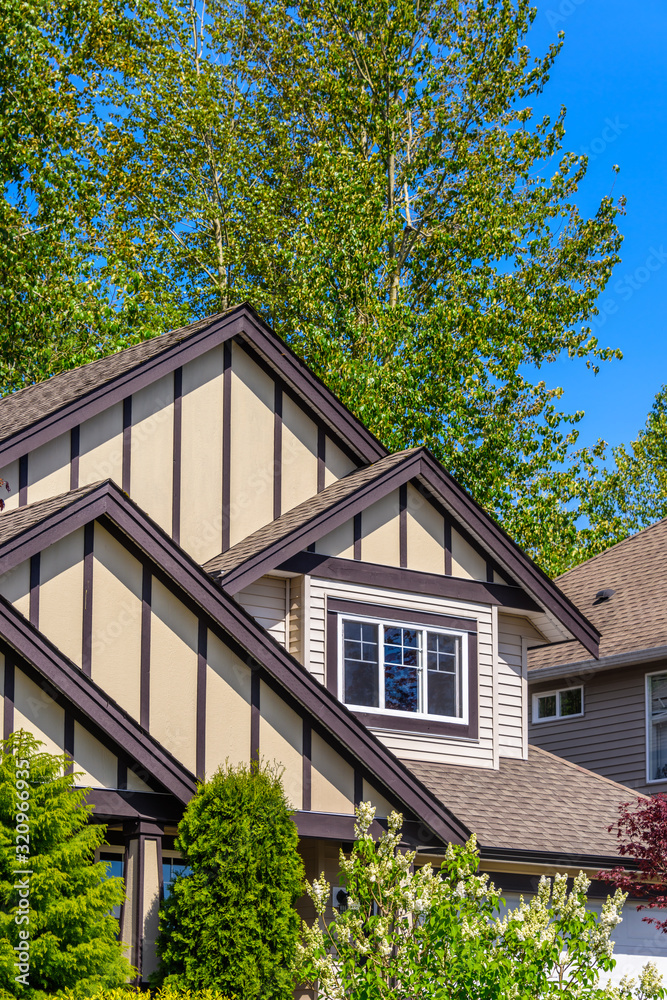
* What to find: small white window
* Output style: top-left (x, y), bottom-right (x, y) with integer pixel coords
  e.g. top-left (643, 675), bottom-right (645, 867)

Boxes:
top-left (647, 672), bottom-right (667, 782)
top-left (532, 686), bottom-right (583, 723)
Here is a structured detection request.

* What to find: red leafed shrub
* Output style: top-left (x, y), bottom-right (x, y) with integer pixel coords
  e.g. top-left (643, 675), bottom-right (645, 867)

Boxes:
top-left (599, 794), bottom-right (667, 931)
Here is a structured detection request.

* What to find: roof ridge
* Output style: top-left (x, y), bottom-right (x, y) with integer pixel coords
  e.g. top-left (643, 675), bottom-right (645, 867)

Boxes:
top-left (527, 743), bottom-right (650, 800)
top-left (557, 516), bottom-right (667, 583)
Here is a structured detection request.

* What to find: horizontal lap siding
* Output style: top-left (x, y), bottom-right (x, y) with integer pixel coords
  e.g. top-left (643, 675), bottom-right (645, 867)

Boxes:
top-left (235, 576), bottom-right (288, 648)
top-left (309, 577), bottom-right (495, 767)
top-left (497, 615), bottom-right (543, 760)
top-left (528, 663), bottom-right (667, 789)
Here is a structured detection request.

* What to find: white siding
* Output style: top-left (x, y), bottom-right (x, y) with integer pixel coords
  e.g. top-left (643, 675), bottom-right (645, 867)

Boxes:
top-left (497, 614), bottom-right (545, 760)
top-left (235, 576), bottom-right (289, 648)
top-left (308, 577), bottom-right (495, 768)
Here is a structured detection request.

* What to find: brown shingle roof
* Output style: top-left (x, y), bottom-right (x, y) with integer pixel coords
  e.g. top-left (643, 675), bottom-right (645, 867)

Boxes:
top-left (406, 745), bottom-right (638, 858)
top-left (0, 483), bottom-right (102, 545)
top-left (0, 314), bottom-right (222, 440)
top-left (529, 518), bottom-right (667, 672)
top-left (204, 449), bottom-right (419, 578)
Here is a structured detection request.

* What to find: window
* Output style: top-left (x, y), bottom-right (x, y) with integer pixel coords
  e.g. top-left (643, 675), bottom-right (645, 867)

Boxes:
top-left (162, 855), bottom-right (192, 899)
top-left (99, 850), bottom-right (124, 920)
top-left (647, 672), bottom-right (667, 782)
top-left (532, 686), bottom-right (583, 723)
top-left (340, 614), bottom-right (467, 723)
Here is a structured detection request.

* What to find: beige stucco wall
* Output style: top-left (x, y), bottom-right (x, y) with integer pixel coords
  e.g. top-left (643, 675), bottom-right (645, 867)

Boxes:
top-left (39, 528), bottom-right (85, 667)
top-left (180, 347), bottom-right (225, 562)
top-left (149, 578), bottom-right (198, 773)
top-left (406, 484), bottom-right (445, 574)
top-left (451, 528), bottom-right (487, 581)
top-left (14, 668), bottom-right (65, 756)
top-left (0, 458), bottom-right (19, 511)
top-left (229, 342), bottom-right (274, 545)
top-left (362, 779), bottom-right (394, 819)
top-left (73, 721), bottom-right (118, 788)
top-left (361, 491), bottom-right (401, 566)
top-left (282, 395), bottom-right (318, 513)
top-left (79, 403), bottom-right (124, 487)
top-left (91, 523), bottom-right (143, 718)
top-left (315, 521), bottom-right (355, 559)
top-left (27, 432), bottom-right (70, 504)
top-left (131, 374), bottom-right (174, 532)
top-left (324, 438), bottom-right (356, 486)
top-left (0, 559), bottom-right (30, 619)
top-left (120, 840), bottom-right (137, 960)
top-left (259, 680), bottom-right (303, 809)
top-left (310, 731), bottom-right (355, 813)
top-left (142, 837), bottom-right (161, 980)
top-left (205, 629), bottom-right (252, 774)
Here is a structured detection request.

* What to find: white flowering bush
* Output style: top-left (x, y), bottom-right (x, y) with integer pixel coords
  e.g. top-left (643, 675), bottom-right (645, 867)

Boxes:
top-left (297, 802), bottom-right (666, 1000)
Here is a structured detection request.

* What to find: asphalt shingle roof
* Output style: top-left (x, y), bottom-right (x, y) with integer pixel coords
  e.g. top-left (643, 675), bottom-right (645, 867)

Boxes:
top-left (406, 745), bottom-right (637, 857)
top-left (0, 483), bottom-right (102, 545)
top-left (529, 518), bottom-right (667, 671)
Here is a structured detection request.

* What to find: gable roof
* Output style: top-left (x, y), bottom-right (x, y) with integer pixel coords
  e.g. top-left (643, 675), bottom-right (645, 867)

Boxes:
top-left (0, 592), bottom-right (197, 804)
top-left (205, 447), bottom-right (600, 659)
top-left (0, 304), bottom-right (386, 467)
top-left (529, 518), bottom-right (667, 677)
top-left (0, 480), bottom-right (468, 846)
top-left (407, 745), bottom-right (640, 864)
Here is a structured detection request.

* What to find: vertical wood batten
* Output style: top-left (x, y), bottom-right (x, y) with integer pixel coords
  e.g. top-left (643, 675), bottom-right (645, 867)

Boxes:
top-left (172, 368), bottom-right (183, 544)
top-left (353, 514), bottom-right (362, 560)
top-left (18, 455), bottom-right (27, 507)
top-left (273, 384), bottom-right (282, 521)
top-left (221, 342), bottom-right (232, 552)
top-left (399, 483), bottom-right (407, 568)
top-left (70, 426), bottom-right (80, 491)
top-left (196, 620), bottom-right (207, 781)
top-left (317, 427), bottom-right (326, 493)
top-left (302, 719), bottom-right (312, 811)
top-left (444, 519), bottom-right (452, 576)
top-left (354, 770), bottom-right (363, 807)
top-left (140, 568), bottom-right (151, 731)
top-left (250, 669), bottom-right (260, 762)
top-left (81, 522), bottom-right (94, 677)
top-left (122, 398), bottom-right (132, 493)
top-left (64, 710), bottom-right (74, 774)
top-left (29, 554), bottom-right (40, 628)
top-left (3, 658), bottom-right (14, 738)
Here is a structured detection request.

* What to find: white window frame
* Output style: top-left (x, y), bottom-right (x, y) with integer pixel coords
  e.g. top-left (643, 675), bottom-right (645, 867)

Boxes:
top-left (531, 685), bottom-right (584, 723)
top-left (645, 670), bottom-right (667, 785)
top-left (337, 612), bottom-right (469, 725)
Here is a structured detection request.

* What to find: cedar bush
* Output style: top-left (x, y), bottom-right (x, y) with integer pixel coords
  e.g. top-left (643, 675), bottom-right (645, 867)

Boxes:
top-left (0, 731), bottom-right (132, 999)
top-left (152, 762), bottom-right (304, 1000)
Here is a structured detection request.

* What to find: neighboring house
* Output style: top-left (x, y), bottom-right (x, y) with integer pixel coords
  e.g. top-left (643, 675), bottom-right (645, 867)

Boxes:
top-left (0, 305), bottom-right (660, 987)
top-left (528, 519), bottom-right (667, 796)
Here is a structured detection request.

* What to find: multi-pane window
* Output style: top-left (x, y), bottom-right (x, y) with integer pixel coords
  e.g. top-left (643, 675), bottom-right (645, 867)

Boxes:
top-left (341, 616), bottom-right (466, 721)
top-left (648, 672), bottom-right (667, 782)
top-left (532, 686), bottom-right (583, 722)
top-left (162, 856), bottom-right (192, 899)
top-left (99, 851), bottom-right (124, 920)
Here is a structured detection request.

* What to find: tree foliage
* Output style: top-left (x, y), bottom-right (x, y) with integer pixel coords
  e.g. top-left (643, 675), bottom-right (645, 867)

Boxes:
top-left (300, 802), bottom-right (665, 1000)
top-left (600, 794), bottom-right (667, 934)
top-left (0, 731), bottom-right (132, 998)
top-left (153, 762), bottom-right (304, 1000)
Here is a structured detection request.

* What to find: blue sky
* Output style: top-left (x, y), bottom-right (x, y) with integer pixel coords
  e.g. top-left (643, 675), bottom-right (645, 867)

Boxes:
top-left (524, 0), bottom-right (667, 452)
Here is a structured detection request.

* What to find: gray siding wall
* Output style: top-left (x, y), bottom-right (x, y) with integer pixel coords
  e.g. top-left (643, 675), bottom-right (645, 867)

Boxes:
top-left (528, 661), bottom-right (667, 795)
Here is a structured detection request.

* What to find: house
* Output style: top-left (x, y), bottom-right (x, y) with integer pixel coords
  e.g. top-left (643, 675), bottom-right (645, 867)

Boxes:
top-left (0, 304), bottom-right (659, 986)
top-left (529, 518), bottom-right (667, 794)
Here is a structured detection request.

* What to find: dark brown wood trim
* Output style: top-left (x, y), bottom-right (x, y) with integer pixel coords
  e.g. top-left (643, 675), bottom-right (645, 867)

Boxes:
top-left (122, 397), bottom-right (132, 493)
top-left (294, 811), bottom-right (442, 848)
top-left (89, 789), bottom-right (182, 823)
top-left (273, 383), bottom-right (282, 521)
top-left (134, 833), bottom-right (145, 982)
top-left (486, 560), bottom-right (494, 584)
top-left (64, 709), bottom-right (74, 774)
top-left (29, 553), bottom-right (40, 628)
top-left (327, 597), bottom-right (478, 633)
top-left (354, 770), bottom-right (363, 807)
top-left (251, 669), bottom-right (260, 763)
top-left (196, 620), bottom-right (207, 781)
top-left (326, 605), bottom-right (479, 741)
top-left (82, 521), bottom-right (94, 677)
top-left (353, 513), bottom-right (362, 561)
top-left (399, 484), bottom-right (407, 568)
top-left (317, 428), bottom-right (326, 493)
top-left (140, 567), bottom-right (151, 731)
top-left (70, 425), bottom-right (80, 491)
top-left (18, 455), bottom-right (27, 507)
top-left (221, 340), bottom-right (231, 552)
top-left (172, 367), bottom-right (182, 544)
top-left (302, 719), bottom-right (311, 811)
top-left (3, 656), bottom-right (14, 738)
top-left (281, 553), bottom-right (541, 612)
top-left (444, 518), bottom-right (452, 576)
top-left (117, 759), bottom-right (128, 790)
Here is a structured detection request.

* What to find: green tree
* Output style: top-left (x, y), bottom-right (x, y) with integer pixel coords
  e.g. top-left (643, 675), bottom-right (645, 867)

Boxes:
top-left (100, 0), bottom-right (624, 571)
top-left (153, 762), bottom-right (304, 1000)
top-left (299, 802), bottom-right (665, 1000)
top-left (0, 730), bottom-right (132, 998)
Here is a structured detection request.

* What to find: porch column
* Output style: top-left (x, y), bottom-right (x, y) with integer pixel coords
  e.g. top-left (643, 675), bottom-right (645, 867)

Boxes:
top-left (121, 820), bottom-right (164, 984)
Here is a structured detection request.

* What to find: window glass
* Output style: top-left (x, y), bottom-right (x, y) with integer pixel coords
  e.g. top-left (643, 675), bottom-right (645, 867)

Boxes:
top-left (537, 694), bottom-right (557, 719)
top-left (162, 857), bottom-right (192, 899)
top-left (560, 687), bottom-right (582, 717)
top-left (99, 852), bottom-right (124, 919)
top-left (426, 632), bottom-right (460, 717)
top-left (649, 673), bottom-right (667, 781)
top-left (344, 620), bottom-right (379, 707)
top-left (384, 627), bottom-right (420, 712)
